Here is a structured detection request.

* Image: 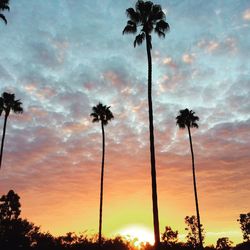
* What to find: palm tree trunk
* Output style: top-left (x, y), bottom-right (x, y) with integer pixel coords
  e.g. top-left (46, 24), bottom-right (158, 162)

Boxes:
top-left (146, 33), bottom-right (160, 248)
top-left (187, 126), bottom-right (203, 249)
top-left (0, 114), bottom-right (8, 169)
top-left (98, 121), bottom-right (105, 246)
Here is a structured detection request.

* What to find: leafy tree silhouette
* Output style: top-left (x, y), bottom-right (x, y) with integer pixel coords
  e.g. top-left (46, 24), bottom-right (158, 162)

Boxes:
top-left (0, 190), bottom-right (21, 220)
top-left (184, 215), bottom-right (204, 249)
top-left (216, 237), bottom-right (233, 250)
top-left (0, 190), bottom-right (39, 250)
top-left (234, 241), bottom-right (250, 250)
top-left (123, 1), bottom-right (169, 247)
top-left (161, 225), bottom-right (178, 246)
top-left (90, 102), bottom-right (114, 246)
top-left (32, 232), bottom-right (57, 250)
top-left (237, 213), bottom-right (250, 242)
top-left (176, 109), bottom-right (203, 249)
top-left (0, 0), bottom-right (9, 25)
top-left (0, 92), bottom-right (23, 169)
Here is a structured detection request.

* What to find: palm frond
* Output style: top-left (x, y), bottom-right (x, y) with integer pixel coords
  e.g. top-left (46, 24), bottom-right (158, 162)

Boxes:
top-left (155, 20), bottom-right (170, 33)
top-left (13, 100), bottom-right (23, 114)
top-left (151, 5), bottom-right (162, 16)
top-left (135, 0), bottom-right (145, 15)
top-left (122, 21), bottom-right (137, 35)
top-left (1, 92), bottom-right (23, 116)
top-left (92, 117), bottom-right (99, 123)
top-left (0, 0), bottom-right (9, 25)
top-left (134, 32), bottom-right (145, 47)
top-left (143, 1), bottom-right (154, 18)
top-left (150, 5), bottom-right (165, 22)
top-left (0, 6), bottom-right (9, 11)
top-left (0, 0), bottom-right (9, 11)
top-left (189, 110), bottom-right (199, 128)
top-left (155, 21), bottom-right (169, 38)
top-left (154, 27), bottom-right (165, 38)
top-left (0, 13), bottom-right (7, 24)
top-left (176, 109), bottom-right (199, 129)
top-left (176, 120), bottom-right (186, 129)
top-left (126, 7), bottom-right (140, 24)
top-left (90, 103), bottom-right (114, 126)
top-left (2, 92), bottom-right (13, 100)
top-left (127, 20), bottom-right (135, 26)
top-left (90, 112), bottom-right (98, 123)
top-left (192, 122), bottom-right (199, 129)
top-left (105, 107), bottom-right (114, 121)
top-left (123, 0), bottom-right (170, 47)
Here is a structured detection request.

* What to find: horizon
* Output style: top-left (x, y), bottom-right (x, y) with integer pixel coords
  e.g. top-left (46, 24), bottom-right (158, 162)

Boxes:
top-left (0, 0), bottom-right (249, 247)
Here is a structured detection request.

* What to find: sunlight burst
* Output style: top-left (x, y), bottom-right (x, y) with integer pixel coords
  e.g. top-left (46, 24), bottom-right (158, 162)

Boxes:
top-left (118, 225), bottom-right (154, 247)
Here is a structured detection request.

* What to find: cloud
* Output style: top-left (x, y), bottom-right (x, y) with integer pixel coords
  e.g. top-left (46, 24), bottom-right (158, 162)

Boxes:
top-left (163, 57), bottom-right (172, 65)
top-left (0, 0), bottom-right (249, 244)
top-left (242, 9), bottom-right (250, 20)
top-left (197, 37), bottom-right (237, 55)
top-left (198, 40), bottom-right (220, 53)
top-left (182, 53), bottom-right (195, 64)
top-left (162, 56), bottom-right (177, 68)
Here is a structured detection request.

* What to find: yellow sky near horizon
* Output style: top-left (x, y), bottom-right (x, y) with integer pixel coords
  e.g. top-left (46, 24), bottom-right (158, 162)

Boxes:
top-left (15, 167), bottom-right (245, 247)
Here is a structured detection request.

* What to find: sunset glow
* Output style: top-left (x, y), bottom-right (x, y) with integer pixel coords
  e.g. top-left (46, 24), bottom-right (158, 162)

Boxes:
top-left (0, 0), bottom-right (249, 248)
top-left (118, 225), bottom-right (154, 247)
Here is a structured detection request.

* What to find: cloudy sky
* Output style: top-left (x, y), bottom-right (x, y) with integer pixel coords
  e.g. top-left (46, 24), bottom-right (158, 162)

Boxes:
top-left (0, 0), bottom-right (249, 246)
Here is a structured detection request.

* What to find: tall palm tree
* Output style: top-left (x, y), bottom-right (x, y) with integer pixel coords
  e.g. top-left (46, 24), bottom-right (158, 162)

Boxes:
top-left (176, 108), bottom-right (203, 249)
top-left (0, 0), bottom-right (10, 25)
top-left (90, 102), bottom-right (114, 246)
top-left (0, 92), bottom-right (23, 169)
top-left (123, 0), bottom-right (170, 246)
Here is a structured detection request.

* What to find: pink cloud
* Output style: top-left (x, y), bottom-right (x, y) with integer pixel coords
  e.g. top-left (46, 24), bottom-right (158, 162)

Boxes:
top-left (198, 39), bottom-right (219, 53)
top-left (162, 56), bottom-right (177, 68)
top-left (182, 53), bottom-right (195, 64)
top-left (242, 9), bottom-right (250, 20)
top-left (197, 37), bottom-right (237, 54)
top-left (103, 71), bottom-right (125, 88)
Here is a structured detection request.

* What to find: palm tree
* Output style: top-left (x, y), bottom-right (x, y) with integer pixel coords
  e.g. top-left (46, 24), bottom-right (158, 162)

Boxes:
top-left (0, 92), bottom-right (23, 169)
top-left (90, 102), bottom-right (114, 246)
top-left (0, 0), bottom-right (10, 25)
top-left (123, 0), bottom-right (170, 246)
top-left (176, 108), bottom-right (203, 249)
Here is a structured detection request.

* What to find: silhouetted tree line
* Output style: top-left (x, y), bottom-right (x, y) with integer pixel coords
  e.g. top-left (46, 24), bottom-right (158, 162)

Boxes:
top-left (0, 190), bottom-right (249, 250)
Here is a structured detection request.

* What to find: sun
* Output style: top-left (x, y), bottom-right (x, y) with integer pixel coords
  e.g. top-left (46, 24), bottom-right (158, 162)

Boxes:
top-left (118, 225), bottom-right (154, 247)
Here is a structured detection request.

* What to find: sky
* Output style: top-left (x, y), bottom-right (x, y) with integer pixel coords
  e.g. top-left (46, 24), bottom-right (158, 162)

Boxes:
top-left (0, 0), bottom-right (249, 246)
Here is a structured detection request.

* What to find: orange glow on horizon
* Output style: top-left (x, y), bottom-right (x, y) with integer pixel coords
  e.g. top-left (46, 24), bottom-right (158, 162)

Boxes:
top-left (116, 225), bottom-right (154, 247)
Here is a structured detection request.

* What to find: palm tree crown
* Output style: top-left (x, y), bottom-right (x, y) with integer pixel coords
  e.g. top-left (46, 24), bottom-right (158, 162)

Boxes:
top-left (90, 103), bottom-right (114, 126)
top-left (90, 102), bottom-right (113, 246)
top-left (122, 0), bottom-right (170, 48)
top-left (176, 108), bottom-right (199, 129)
top-left (123, 2), bottom-right (170, 247)
top-left (0, 92), bottom-right (23, 169)
top-left (176, 108), bottom-right (203, 249)
top-left (0, 0), bottom-right (10, 25)
top-left (0, 92), bottom-right (23, 117)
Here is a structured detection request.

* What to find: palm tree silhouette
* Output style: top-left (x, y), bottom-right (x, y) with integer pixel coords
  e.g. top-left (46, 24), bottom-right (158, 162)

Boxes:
top-left (0, 0), bottom-right (10, 25)
top-left (0, 92), bottom-right (23, 169)
top-left (90, 103), bottom-right (114, 246)
top-left (123, 0), bottom-right (169, 246)
top-left (176, 108), bottom-right (203, 249)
